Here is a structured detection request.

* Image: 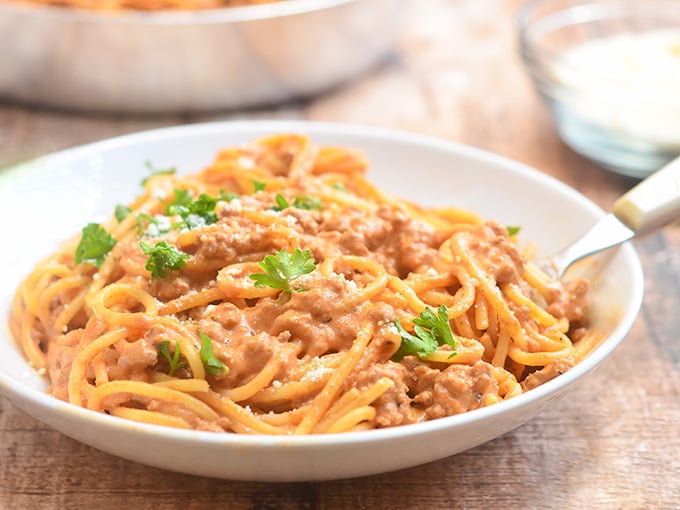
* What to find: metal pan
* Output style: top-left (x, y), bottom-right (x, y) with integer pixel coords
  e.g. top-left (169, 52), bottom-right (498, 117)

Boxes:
top-left (0, 0), bottom-right (402, 113)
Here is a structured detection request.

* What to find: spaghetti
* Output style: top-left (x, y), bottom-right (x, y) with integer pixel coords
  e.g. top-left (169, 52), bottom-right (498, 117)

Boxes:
top-left (9, 133), bottom-right (594, 434)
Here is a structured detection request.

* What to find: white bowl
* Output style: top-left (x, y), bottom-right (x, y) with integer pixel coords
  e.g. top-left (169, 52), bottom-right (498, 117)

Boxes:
top-left (0, 121), bottom-right (644, 481)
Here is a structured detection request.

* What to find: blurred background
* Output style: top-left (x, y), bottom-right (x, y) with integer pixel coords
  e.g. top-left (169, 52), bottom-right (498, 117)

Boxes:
top-left (0, 0), bottom-right (588, 181)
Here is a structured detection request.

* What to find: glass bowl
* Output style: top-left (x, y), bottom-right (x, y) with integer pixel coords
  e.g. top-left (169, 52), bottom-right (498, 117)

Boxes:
top-left (518, 0), bottom-right (680, 178)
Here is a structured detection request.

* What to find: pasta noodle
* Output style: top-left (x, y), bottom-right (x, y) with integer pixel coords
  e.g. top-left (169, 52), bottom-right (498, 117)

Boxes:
top-left (8, 133), bottom-right (593, 435)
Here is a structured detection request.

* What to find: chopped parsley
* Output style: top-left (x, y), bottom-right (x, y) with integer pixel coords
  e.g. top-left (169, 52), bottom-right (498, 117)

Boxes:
top-left (136, 213), bottom-right (170, 237)
top-left (219, 190), bottom-right (239, 202)
top-left (167, 191), bottom-right (219, 230)
top-left (392, 306), bottom-right (457, 361)
top-left (166, 188), bottom-right (193, 211)
top-left (74, 223), bottom-right (116, 268)
top-left (140, 241), bottom-right (189, 279)
top-left (157, 340), bottom-right (188, 377)
top-left (332, 183), bottom-right (349, 193)
top-left (271, 194), bottom-right (322, 212)
top-left (252, 179), bottom-right (266, 192)
top-left (249, 248), bottom-right (316, 294)
top-left (293, 195), bottom-right (322, 210)
top-left (115, 204), bottom-right (132, 222)
top-left (507, 225), bottom-right (521, 237)
top-left (271, 194), bottom-right (290, 212)
top-left (199, 331), bottom-right (228, 376)
top-left (142, 160), bottom-right (176, 185)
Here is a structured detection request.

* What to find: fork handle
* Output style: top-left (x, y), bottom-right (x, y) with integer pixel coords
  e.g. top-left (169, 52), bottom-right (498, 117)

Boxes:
top-left (613, 155), bottom-right (680, 233)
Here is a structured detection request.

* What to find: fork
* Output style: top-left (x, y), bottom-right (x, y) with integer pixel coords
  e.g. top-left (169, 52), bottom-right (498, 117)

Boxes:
top-left (538, 156), bottom-right (680, 278)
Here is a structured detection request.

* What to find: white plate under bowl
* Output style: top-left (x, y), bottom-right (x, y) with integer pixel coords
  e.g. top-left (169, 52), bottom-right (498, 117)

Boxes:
top-left (0, 121), bottom-right (644, 481)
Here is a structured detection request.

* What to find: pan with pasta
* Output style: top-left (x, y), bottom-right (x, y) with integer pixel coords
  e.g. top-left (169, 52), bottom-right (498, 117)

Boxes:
top-left (0, 122), bottom-right (643, 480)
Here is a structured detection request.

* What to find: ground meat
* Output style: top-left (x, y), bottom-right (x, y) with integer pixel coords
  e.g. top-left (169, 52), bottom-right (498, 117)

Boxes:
top-left (382, 207), bottom-right (442, 275)
top-left (547, 279), bottom-right (589, 321)
top-left (269, 310), bottom-right (340, 358)
top-left (319, 208), bottom-right (393, 258)
top-left (220, 333), bottom-right (275, 386)
top-left (279, 208), bottom-right (322, 235)
top-left (400, 357), bottom-right (440, 403)
top-left (153, 276), bottom-right (191, 301)
top-left (255, 274), bottom-right (361, 357)
top-left (46, 330), bottom-right (79, 401)
top-left (205, 302), bottom-right (244, 330)
top-left (353, 361), bottom-right (418, 428)
top-left (116, 337), bottom-right (157, 371)
top-left (193, 217), bottom-right (280, 261)
top-left (423, 361), bottom-right (500, 419)
top-left (521, 359), bottom-right (574, 392)
top-left (466, 221), bottom-right (524, 284)
top-left (336, 230), bottom-right (372, 256)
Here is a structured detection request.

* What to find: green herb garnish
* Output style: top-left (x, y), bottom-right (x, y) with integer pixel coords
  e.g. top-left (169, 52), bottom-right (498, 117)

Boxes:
top-left (271, 194), bottom-right (322, 212)
top-left (332, 183), bottom-right (349, 193)
top-left (293, 196), bottom-right (322, 210)
top-left (252, 179), bottom-right (266, 192)
top-left (249, 248), bottom-right (316, 294)
top-left (219, 190), bottom-right (239, 202)
top-left (199, 331), bottom-right (228, 377)
top-left (142, 161), bottom-right (176, 186)
top-left (115, 205), bottom-right (132, 222)
top-left (167, 190), bottom-right (219, 230)
top-left (167, 188), bottom-right (193, 211)
top-left (157, 340), bottom-right (188, 377)
top-left (136, 213), bottom-right (170, 237)
top-left (392, 306), bottom-right (457, 361)
top-left (140, 241), bottom-right (189, 279)
top-left (507, 225), bottom-right (521, 237)
top-left (271, 194), bottom-right (290, 212)
top-left (74, 223), bottom-right (116, 267)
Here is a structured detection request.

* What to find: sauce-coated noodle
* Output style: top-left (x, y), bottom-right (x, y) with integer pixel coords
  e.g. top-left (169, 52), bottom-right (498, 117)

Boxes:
top-left (8, 134), bottom-right (593, 434)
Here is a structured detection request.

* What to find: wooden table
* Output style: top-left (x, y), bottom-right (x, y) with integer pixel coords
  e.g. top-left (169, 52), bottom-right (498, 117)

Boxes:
top-left (1, 1), bottom-right (678, 508)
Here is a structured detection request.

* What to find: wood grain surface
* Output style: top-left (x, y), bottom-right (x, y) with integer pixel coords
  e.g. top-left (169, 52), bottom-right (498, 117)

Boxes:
top-left (0, 1), bottom-right (678, 509)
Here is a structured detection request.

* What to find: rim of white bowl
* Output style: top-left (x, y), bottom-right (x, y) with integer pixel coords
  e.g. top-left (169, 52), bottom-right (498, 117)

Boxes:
top-left (0, 119), bottom-right (645, 449)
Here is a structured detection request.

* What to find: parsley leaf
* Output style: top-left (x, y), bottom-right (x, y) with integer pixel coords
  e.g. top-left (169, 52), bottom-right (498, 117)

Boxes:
top-left (219, 190), bottom-right (239, 202)
top-left (293, 196), bottom-right (322, 210)
top-left (271, 195), bottom-right (322, 212)
top-left (252, 179), bottom-right (266, 192)
top-left (157, 340), bottom-right (188, 377)
top-left (74, 223), bottom-right (116, 267)
top-left (167, 188), bottom-right (193, 211)
top-left (115, 204), bottom-right (132, 222)
top-left (271, 194), bottom-right (290, 212)
top-left (392, 317), bottom-right (438, 360)
top-left (507, 225), bottom-right (521, 236)
top-left (140, 241), bottom-right (189, 279)
top-left (136, 213), bottom-right (170, 237)
top-left (199, 331), bottom-right (228, 377)
top-left (392, 306), bottom-right (457, 361)
top-left (142, 161), bottom-right (176, 186)
top-left (332, 183), bottom-right (350, 193)
top-left (413, 306), bottom-right (457, 350)
top-left (249, 248), bottom-right (316, 294)
top-left (166, 190), bottom-right (218, 230)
